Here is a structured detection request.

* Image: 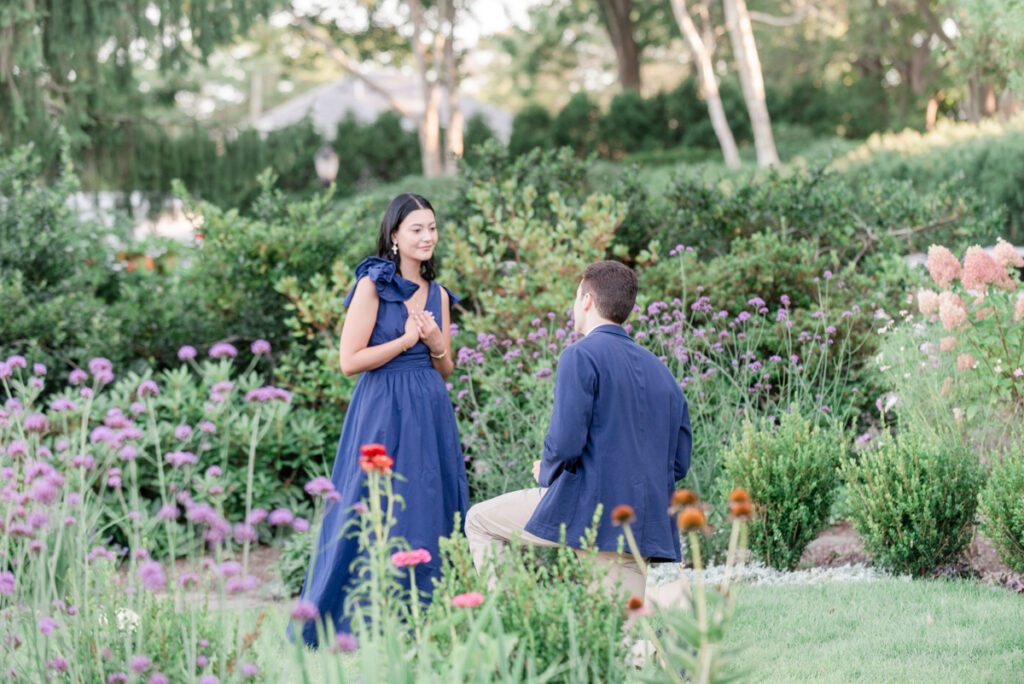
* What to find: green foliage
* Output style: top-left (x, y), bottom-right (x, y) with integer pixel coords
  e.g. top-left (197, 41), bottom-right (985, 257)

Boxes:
top-left (448, 182), bottom-right (622, 338)
top-left (979, 449), bottom-right (1024, 573)
top-left (841, 119), bottom-right (1024, 241)
top-left (333, 111), bottom-right (422, 195)
top-left (278, 526), bottom-right (315, 597)
top-left (551, 92), bottom-right (599, 158)
top-left (722, 413), bottom-right (846, 571)
top-left (185, 173), bottom-right (375, 351)
top-left (597, 90), bottom-right (660, 157)
top-left (462, 112), bottom-right (497, 161)
top-left (508, 104), bottom-right (553, 157)
top-left (0, 138), bottom-right (127, 371)
top-left (842, 427), bottom-right (986, 577)
top-left (429, 514), bottom-right (631, 681)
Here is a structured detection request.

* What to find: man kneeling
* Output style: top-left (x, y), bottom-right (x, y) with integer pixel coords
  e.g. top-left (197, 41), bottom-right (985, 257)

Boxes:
top-left (466, 261), bottom-right (692, 600)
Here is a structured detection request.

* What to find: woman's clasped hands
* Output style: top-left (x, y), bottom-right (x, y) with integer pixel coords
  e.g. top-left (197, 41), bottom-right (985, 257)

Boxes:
top-left (402, 307), bottom-right (445, 356)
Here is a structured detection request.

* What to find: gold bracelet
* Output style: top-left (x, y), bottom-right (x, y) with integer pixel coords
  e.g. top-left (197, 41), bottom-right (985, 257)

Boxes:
top-left (430, 349), bottom-right (447, 359)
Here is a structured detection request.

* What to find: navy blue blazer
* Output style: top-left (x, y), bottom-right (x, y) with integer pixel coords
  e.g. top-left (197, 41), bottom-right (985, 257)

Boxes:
top-left (525, 324), bottom-right (692, 561)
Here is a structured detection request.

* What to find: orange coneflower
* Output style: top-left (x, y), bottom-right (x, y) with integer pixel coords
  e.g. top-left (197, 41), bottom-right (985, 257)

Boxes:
top-left (611, 504), bottom-right (637, 526)
top-left (677, 507), bottom-right (706, 532)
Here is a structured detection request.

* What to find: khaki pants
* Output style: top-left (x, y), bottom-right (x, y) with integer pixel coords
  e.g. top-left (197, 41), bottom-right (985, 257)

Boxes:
top-left (465, 488), bottom-right (646, 601)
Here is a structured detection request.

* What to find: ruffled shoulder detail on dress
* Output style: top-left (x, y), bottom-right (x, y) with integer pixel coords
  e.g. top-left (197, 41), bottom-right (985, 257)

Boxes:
top-left (438, 283), bottom-right (461, 307)
top-left (342, 257), bottom-right (420, 306)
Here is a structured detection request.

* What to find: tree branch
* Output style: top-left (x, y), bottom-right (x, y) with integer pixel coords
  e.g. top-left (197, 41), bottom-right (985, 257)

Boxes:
top-left (915, 0), bottom-right (956, 51)
top-left (748, 9), bottom-right (806, 27)
top-left (290, 11), bottom-right (417, 120)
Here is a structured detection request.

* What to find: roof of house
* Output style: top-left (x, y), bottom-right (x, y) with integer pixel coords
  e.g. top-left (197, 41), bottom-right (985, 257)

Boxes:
top-left (255, 70), bottom-right (512, 141)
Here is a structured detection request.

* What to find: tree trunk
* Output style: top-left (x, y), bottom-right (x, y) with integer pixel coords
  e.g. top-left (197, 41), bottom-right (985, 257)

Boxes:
top-left (669, 0), bottom-right (741, 168)
top-left (408, 0), bottom-right (443, 177)
top-left (723, 0), bottom-right (778, 166)
top-left (439, 0), bottom-right (462, 173)
top-left (925, 89), bottom-right (944, 131)
top-left (595, 0), bottom-right (642, 92)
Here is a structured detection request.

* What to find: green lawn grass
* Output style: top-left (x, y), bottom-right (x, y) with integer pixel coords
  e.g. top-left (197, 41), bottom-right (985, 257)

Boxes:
top-left (726, 579), bottom-right (1024, 683)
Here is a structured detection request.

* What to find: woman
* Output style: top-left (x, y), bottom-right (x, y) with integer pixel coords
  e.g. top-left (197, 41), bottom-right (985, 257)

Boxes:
top-left (295, 193), bottom-right (468, 647)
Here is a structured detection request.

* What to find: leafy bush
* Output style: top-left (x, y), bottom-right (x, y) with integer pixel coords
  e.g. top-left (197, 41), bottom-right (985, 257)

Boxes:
top-left (448, 183), bottom-right (622, 338)
top-left (597, 90), bottom-right (661, 157)
top-left (508, 103), bottom-right (553, 156)
top-left (842, 427), bottom-right (985, 577)
top-left (551, 92), bottom-right (600, 157)
top-left (185, 173), bottom-right (377, 352)
top-left (840, 117), bottom-right (1024, 240)
top-left (722, 412), bottom-right (846, 570)
top-left (0, 139), bottom-right (127, 371)
top-left (979, 450), bottom-right (1024, 573)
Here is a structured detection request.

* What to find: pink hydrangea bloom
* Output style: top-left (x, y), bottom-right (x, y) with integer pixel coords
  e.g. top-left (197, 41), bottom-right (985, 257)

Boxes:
top-left (927, 245), bottom-right (962, 289)
top-left (962, 245), bottom-right (1014, 292)
top-left (956, 353), bottom-right (975, 371)
top-left (1014, 296), bottom-right (1024, 322)
top-left (992, 238), bottom-right (1024, 269)
top-left (938, 293), bottom-right (968, 332)
top-left (916, 290), bottom-right (940, 316)
top-left (939, 337), bottom-right (957, 352)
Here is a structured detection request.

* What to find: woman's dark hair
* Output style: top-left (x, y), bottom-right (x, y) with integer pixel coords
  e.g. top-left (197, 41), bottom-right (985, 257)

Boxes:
top-left (376, 193), bottom-right (437, 281)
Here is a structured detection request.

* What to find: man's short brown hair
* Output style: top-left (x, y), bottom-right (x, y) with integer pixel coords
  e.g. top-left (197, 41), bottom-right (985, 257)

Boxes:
top-left (581, 261), bottom-right (638, 324)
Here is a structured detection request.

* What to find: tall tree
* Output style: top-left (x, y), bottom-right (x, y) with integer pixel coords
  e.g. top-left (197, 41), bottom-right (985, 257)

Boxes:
top-left (669, 0), bottom-right (741, 168)
top-left (292, 0), bottom-right (466, 178)
top-left (723, 0), bottom-right (778, 165)
top-left (593, 0), bottom-right (642, 91)
top-left (0, 0), bottom-right (274, 160)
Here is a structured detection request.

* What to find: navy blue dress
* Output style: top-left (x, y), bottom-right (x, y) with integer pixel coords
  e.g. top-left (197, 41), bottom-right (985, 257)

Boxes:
top-left (295, 257), bottom-right (469, 647)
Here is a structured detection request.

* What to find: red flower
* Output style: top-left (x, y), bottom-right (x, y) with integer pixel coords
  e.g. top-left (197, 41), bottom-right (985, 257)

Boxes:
top-left (358, 444), bottom-right (394, 473)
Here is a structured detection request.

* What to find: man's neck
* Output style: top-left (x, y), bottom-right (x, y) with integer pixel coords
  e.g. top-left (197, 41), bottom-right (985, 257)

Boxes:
top-left (583, 318), bottom-right (618, 336)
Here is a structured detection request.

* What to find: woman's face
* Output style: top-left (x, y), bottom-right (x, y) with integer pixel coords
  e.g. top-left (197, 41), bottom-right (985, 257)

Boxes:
top-left (391, 208), bottom-right (437, 262)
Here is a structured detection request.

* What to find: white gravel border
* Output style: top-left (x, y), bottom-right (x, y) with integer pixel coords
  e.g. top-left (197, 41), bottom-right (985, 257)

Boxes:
top-left (649, 561), bottom-right (907, 587)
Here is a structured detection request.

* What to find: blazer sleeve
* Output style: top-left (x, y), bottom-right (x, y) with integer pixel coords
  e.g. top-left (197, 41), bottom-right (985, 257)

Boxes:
top-left (674, 394), bottom-right (693, 482)
top-left (538, 345), bottom-right (596, 487)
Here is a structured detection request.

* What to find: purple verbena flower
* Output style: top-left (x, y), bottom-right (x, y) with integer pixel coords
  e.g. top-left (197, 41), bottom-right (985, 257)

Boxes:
top-left (174, 424), bottom-right (192, 440)
top-left (138, 560), bottom-right (166, 591)
top-left (33, 363), bottom-right (46, 375)
top-left (177, 345), bottom-right (197, 360)
top-left (209, 343), bottom-right (238, 359)
top-left (251, 339), bottom-right (271, 355)
top-left (268, 508), bottom-right (294, 526)
top-left (137, 380), bottom-right (159, 397)
top-left (69, 369), bottom-right (88, 385)
top-left (290, 600), bottom-right (319, 623)
top-left (130, 655), bottom-right (152, 673)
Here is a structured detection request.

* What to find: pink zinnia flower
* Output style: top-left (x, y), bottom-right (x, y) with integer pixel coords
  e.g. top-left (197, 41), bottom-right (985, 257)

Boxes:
top-left (391, 548), bottom-right (432, 567)
top-left (916, 290), bottom-right (940, 316)
top-left (927, 245), bottom-right (962, 289)
top-left (290, 600), bottom-right (320, 622)
top-left (992, 238), bottom-right (1024, 269)
top-left (451, 591), bottom-right (484, 608)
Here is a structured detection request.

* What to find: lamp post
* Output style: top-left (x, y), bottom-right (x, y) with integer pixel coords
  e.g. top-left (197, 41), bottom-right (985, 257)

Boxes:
top-left (314, 145), bottom-right (339, 188)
